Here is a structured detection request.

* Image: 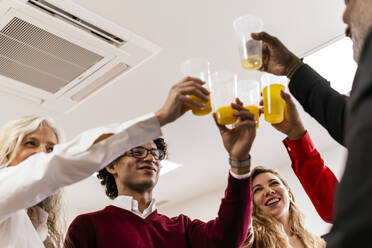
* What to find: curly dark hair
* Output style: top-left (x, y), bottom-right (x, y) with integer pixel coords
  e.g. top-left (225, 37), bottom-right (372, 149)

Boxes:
top-left (97, 138), bottom-right (168, 199)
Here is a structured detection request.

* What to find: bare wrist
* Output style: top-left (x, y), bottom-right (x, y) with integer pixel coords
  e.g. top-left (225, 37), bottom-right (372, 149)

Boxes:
top-left (287, 128), bottom-right (306, 140)
top-left (155, 110), bottom-right (167, 126)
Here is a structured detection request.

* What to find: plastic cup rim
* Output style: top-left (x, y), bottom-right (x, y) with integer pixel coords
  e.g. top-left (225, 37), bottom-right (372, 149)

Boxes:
top-left (260, 73), bottom-right (288, 87)
top-left (233, 14), bottom-right (264, 33)
top-left (180, 57), bottom-right (210, 76)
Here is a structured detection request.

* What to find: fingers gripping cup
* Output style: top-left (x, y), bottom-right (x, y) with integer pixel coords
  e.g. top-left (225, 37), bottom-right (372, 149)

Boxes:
top-left (261, 73), bottom-right (288, 124)
top-left (236, 80), bottom-right (260, 128)
top-left (210, 70), bottom-right (238, 125)
top-left (180, 58), bottom-right (212, 116)
top-left (233, 14), bottom-right (263, 70)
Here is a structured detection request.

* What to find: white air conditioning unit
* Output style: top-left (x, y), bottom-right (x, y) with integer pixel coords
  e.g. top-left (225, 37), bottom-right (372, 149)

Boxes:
top-left (0, 0), bottom-right (161, 112)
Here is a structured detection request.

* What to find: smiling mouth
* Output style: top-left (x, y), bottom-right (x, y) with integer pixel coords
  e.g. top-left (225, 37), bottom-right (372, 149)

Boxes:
top-left (138, 165), bottom-right (157, 173)
top-left (265, 198), bottom-right (281, 206)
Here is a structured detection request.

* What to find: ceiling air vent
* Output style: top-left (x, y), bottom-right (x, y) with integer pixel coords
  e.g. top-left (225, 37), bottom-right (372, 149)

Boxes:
top-left (27, 0), bottom-right (126, 47)
top-left (0, 0), bottom-right (161, 112)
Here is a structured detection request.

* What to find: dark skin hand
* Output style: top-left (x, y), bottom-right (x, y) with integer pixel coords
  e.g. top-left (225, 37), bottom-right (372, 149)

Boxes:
top-left (251, 32), bottom-right (302, 77)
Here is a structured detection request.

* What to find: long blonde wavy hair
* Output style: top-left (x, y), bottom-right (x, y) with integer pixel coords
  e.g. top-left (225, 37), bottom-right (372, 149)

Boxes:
top-left (243, 166), bottom-right (326, 248)
top-left (0, 115), bottom-right (64, 248)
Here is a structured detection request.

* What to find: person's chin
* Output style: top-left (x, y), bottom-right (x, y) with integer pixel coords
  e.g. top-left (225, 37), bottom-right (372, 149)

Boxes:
top-left (266, 206), bottom-right (285, 217)
top-left (137, 169), bottom-right (158, 182)
top-left (132, 179), bottom-right (155, 192)
top-left (140, 173), bottom-right (158, 182)
top-left (353, 34), bottom-right (366, 63)
top-left (353, 44), bottom-right (360, 62)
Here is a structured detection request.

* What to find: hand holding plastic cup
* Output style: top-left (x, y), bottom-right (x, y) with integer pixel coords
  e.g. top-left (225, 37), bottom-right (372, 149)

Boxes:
top-left (180, 58), bottom-right (212, 116)
top-left (233, 14), bottom-right (263, 70)
top-left (261, 73), bottom-right (288, 124)
top-left (210, 70), bottom-right (238, 125)
top-left (236, 80), bottom-right (260, 127)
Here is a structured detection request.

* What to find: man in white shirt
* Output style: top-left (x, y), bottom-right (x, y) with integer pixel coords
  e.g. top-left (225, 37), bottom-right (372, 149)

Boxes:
top-left (0, 77), bottom-right (209, 248)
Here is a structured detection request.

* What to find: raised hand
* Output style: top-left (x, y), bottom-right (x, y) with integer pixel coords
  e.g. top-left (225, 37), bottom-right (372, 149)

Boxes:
top-left (251, 32), bottom-right (301, 77)
top-left (214, 98), bottom-right (257, 174)
top-left (260, 90), bottom-right (306, 140)
top-left (156, 77), bottom-right (210, 126)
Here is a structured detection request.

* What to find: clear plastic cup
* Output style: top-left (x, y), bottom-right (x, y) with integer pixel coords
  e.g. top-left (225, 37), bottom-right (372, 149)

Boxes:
top-left (261, 73), bottom-right (288, 124)
top-left (236, 80), bottom-right (260, 128)
top-left (180, 58), bottom-right (212, 116)
top-left (210, 70), bottom-right (238, 125)
top-left (233, 14), bottom-right (263, 70)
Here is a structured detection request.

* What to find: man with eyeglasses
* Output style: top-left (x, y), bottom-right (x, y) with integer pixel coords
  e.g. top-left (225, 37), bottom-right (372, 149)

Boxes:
top-left (64, 99), bottom-right (256, 248)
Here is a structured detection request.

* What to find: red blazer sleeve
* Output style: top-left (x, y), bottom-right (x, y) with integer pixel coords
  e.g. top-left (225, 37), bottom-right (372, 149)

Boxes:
top-left (283, 131), bottom-right (339, 223)
top-left (185, 173), bottom-right (252, 248)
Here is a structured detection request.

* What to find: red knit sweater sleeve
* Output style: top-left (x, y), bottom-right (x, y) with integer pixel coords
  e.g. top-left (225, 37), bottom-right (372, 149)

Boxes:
top-left (185, 173), bottom-right (252, 248)
top-left (283, 131), bottom-right (339, 223)
top-left (64, 214), bottom-right (97, 248)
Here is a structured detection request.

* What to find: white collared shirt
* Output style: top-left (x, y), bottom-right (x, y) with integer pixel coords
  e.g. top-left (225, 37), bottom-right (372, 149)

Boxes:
top-left (109, 170), bottom-right (251, 219)
top-left (112, 195), bottom-right (157, 219)
top-left (229, 170), bottom-right (251, 180)
top-left (0, 113), bottom-right (162, 248)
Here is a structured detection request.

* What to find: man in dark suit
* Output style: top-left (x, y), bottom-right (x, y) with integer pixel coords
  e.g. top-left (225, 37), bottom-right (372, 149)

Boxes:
top-left (251, 1), bottom-right (372, 247)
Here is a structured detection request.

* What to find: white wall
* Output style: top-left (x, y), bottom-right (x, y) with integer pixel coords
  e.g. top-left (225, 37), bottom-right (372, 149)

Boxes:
top-left (159, 144), bottom-right (347, 236)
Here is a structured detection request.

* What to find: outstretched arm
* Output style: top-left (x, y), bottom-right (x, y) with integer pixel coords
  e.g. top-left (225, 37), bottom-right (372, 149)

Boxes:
top-left (264, 90), bottom-right (338, 223)
top-left (185, 172), bottom-right (252, 248)
top-left (186, 99), bottom-right (256, 248)
top-left (284, 132), bottom-right (338, 223)
top-left (289, 65), bottom-right (347, 146)
top-left (0, 113), bottom-right (162, 223)
top-left (0, 77), bottom-right (210, 224)
top-left (252, 32), bottom-right (347, 146)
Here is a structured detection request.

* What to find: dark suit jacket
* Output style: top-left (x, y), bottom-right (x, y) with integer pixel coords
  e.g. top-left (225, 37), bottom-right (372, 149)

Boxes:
top-left (289, 29), bottom-right (372, 247)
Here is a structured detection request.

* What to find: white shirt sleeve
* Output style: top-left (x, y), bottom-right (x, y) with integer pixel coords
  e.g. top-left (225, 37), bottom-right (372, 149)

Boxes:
top-left (0, 112), bottom-right (162, 223)
top-left (229, 169), bottom-right (251, 179)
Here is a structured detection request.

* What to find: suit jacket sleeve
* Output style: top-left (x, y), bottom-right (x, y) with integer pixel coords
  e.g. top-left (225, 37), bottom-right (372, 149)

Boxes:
top-left (289, 65), bottom-right (348, 146)
top-left (327, 30), bottom-right (372, 247)
top-left (185, 174), bottom-right (252, 248)
top-left (283, 132), bottom-right (338, 223)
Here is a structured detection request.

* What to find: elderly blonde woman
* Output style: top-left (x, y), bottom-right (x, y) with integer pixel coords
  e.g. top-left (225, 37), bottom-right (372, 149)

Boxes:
top-left (0, 77), bottom-right (209, 248)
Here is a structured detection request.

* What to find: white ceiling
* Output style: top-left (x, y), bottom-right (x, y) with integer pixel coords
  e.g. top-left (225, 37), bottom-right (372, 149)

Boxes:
top-left (0, 0), bottom-right (348, 220)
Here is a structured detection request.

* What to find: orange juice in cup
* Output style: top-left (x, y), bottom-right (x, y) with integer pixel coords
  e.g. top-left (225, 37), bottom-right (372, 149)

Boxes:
top-left (210, 70), bottom-right (237, 125)
top-left (233, 15), bottom-right (264, 71)
top-left (261, 73), bottom-right (288, 124)
top-left (180, 58), bottom-right (212, 116)
top-left (236, 80), bottom-right (260, 128)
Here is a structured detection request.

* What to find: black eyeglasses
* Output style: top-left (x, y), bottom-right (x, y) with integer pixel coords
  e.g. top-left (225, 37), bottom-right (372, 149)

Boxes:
top-left (126, 146), bottom-right (165, 161)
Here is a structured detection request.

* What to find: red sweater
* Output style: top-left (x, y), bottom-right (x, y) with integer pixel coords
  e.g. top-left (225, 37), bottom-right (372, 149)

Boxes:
top-left (283, 131), bottom-right (339, 223)
top-left (64, 174), bottom-right (252, 248)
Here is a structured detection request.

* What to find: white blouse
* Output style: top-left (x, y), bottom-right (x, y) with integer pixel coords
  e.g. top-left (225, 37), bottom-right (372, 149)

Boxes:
top-left (0, 113), bottom-right (162, 248)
